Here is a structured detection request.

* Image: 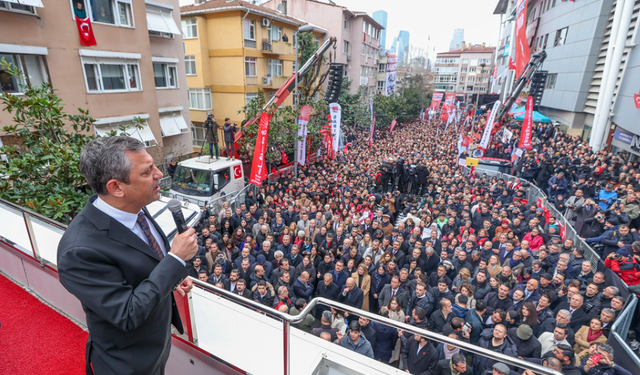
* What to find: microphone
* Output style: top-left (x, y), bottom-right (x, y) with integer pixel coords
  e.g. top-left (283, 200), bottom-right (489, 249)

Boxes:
top-left (167, 199), bottom-right (188, 234)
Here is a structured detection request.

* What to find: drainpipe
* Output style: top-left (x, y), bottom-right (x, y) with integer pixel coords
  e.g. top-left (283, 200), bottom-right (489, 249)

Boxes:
top-left (591, 0), bottom-right (635, 151)
top-left (590, 0), bottom-right (625, 149)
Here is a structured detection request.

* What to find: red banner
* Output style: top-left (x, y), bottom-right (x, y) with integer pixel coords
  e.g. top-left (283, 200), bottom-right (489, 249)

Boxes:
top-left (518, 96), bottom-right (534, 150)
top-left (390, 119), bottom-right (397, 132)
top-left (431, 92), bottom-right (444, 108)
top-left (515, 0), bottom-right (530, 77)
top-left (75, 17), bottom-right (97, 46)
top-left (249, 113), bottom-right (272, 186)
top-left (444, 93), bottom-right (456, 105)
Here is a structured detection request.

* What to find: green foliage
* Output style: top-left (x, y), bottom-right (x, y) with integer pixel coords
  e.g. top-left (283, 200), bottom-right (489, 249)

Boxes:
top-left (238, 90), bottom-right (325, 164)
top-left (0, 59), bottom-right (142, 224)
top-left (336, 80), bottom-right (370, 130)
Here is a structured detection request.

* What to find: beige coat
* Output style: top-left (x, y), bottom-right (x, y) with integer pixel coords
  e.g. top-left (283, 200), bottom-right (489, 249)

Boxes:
top-left (352, 272), bottom-right (371, 312)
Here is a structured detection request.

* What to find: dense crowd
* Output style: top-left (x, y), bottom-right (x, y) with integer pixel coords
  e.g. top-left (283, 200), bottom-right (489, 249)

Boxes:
top-left (185, 115), bottom-right (639, 375)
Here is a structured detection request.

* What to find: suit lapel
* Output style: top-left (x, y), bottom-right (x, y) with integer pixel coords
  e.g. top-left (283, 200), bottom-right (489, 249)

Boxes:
top-left (83, 196), bottom-right (163, 262)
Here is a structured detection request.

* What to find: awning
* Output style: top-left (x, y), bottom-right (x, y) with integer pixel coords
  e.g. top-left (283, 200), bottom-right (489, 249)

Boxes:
top-left (94, 121), bottom-right (158, 147)
top-left (159, 113), bottom-right (189, 137)
top-left (5, 0), bottom-right (44, 8)
top-left (515, 111), bottom-right (552, 123)
top-left (146, 8), bottom-right (181, 35)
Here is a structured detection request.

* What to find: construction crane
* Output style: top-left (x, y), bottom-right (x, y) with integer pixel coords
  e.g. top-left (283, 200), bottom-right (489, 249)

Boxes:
top-left (496, 50), bottom-right (547, 124)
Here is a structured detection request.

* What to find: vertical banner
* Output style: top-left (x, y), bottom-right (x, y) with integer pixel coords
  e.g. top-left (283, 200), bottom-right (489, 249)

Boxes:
top-left (515, 0), bottom-right (531, 77)
top-left (385, 53), bottom-right (398, 96)
top-left (76, 16), bottom-right (97, 46)
top-left (390, 119), bottom-right (397, 132)
top-left (444, 93), bottom-right (456, 106)
top-left (431, 92), bottom-right (444, 108)
top-left (478, 100), bottom-right (501, 151)
top-left (297, 105), bottom-right (312, 166)
top-left (369, 114), bottom-right (375, 147)
top-left (329, 103), bottom-right (342, 155)
top-left (250, 113), bottom-right (272, 186)
top-left (502, 128), bottom-right (513, 143)
top-left (518, 96), bottom-right (534, 150)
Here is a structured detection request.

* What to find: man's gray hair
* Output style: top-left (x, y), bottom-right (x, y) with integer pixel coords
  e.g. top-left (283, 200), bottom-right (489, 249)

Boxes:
top-left (598, 343), bottom-right (614, 358)
top-left (322, 310), bottom-right (332, 322)
top-left (451, 353), bottom-right (466, 366)
top-left (80, 136), bottom-right (145, 195)
top-left (558, 309), bottom-right (572, 320)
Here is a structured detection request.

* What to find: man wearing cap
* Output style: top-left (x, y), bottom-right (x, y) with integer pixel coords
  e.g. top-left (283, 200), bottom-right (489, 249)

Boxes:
top-left (334, 321), bottom-right (374, 358)
top-left (605, 249), bottom-right (640, 285)
top-left (491, 363), bottom-right (511, 375)
top-left (510, 324), bottom-right (541, 361)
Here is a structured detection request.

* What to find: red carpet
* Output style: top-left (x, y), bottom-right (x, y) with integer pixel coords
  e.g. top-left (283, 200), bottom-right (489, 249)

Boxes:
top-left (0, 274), bottom-right (88, 375)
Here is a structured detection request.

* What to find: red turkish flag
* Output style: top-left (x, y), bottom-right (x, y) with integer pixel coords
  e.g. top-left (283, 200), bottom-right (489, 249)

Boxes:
top-left (508, 57), bottom-right (516, 70)
top-left (75, 17), bottom-right (97, 46)
top-left (634, 93), bottom-right (640, 109)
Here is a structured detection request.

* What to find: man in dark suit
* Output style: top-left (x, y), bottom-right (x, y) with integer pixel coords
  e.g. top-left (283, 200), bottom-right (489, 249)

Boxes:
top-left (337, 277), bottom-right (364, 314)
top-left (378, 275), bottom-right (409, 310)
top-left (315, 272), bottom-right (340, 319)
top-left (436, 353), bottom-right (473, 375)
top-left (401, 334), bottom-right (438, 374)
top-left (57, 137), bottom-right (198, 375)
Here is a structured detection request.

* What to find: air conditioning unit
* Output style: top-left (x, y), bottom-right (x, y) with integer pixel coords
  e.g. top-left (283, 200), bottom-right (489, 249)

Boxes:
top-left (262, 76), bottom-right (272, 85)
top-left (262, 18), bottom-right (270, 27)
top-left (346, 55), bottom-right (351, 61)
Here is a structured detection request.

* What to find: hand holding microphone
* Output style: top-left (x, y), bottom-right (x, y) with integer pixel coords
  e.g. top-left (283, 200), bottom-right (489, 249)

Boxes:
top-left (167, 199), bottom-right (198, 261)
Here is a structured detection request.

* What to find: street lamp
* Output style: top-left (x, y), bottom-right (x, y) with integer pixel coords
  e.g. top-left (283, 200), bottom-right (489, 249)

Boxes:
top-left (294, 24), bottom-right (315, 178)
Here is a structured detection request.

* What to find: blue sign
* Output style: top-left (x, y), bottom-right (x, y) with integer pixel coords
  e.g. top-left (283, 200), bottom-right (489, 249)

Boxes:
top-left (613, 129), bottom-right (634, 144)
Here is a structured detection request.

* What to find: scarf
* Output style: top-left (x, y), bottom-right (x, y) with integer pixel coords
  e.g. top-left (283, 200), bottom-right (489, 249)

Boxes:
top-left (510, 258), bottom-right (522, 268)
top-left (587, 328), bottom-right (603, 342)
top-left (442, 345), bottom-right (460, 359)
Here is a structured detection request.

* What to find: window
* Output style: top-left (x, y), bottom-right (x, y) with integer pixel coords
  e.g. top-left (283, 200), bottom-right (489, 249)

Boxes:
top-left (88, 0), bottom-right (133, 27)
top-left (0, 1), bottom-right (37, 14)
top-left (185, 56), bottom-right (196, 75)
top-left (269, 25), bottom-right (282, 42)
top-left (191, 122), bottom-right (206, 148)
top-left (377, 81), bottom-right (384, 90)
top-left (245, 57), bottom-right (257, 77)
top-left (343, 40), bottom-right (349, 54)
top-left (461, 58), bottom-right (469, 64)
top-left (554, 27), bottom-right (568, 47)
top-left (146, 5), bottom-right (180, 38)
top-left (188, 88), bottom-right (211, 110)
top-left (243, 19), bottom-right (255, 41)
top-left (267, 59), bottom-right (282, 77)
top-left (378, 63), bottom-right (386, 73)
top-left (182, 18), bottom-right (197, 38)
top-left (542, 33), bottom-right (549, 49)
top-left (246, 92), bottom-right (258, 106)
top-left (362, 21), bottom-right (367, 33)
top-left (82, 57), bottom-right (141, 93)
top-left (0, 53), bottom-right (48, 94)
top-left (546, 73), bottom-right (557, 89)
top-left (94, 116), bottom-right (157, 147)
top-left (152, 62), bottom-right (178, 89)
top-left (344, 16), bottom-right (349, 29)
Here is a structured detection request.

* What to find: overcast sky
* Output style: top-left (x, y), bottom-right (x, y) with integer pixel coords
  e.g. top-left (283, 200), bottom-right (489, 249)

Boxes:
top-left (338, 0), bottom-right (502, 56)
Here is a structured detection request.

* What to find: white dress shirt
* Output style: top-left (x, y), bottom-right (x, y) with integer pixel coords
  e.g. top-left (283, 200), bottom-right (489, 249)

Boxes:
top-left (93, 197), bottom-right (184, 265)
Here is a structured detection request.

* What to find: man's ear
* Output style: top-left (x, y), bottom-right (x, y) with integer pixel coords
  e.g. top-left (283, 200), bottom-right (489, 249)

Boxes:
top-left (105, 179), bottom-right (125, 198)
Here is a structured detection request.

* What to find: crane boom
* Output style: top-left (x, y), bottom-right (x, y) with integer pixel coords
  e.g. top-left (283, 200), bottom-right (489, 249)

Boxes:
top-left (496, 51), bottom-right (547, 123)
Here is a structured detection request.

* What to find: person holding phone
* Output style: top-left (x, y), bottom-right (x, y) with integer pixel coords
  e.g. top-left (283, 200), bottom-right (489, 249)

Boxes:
top-left (580, 343), bottom-right (618, 375)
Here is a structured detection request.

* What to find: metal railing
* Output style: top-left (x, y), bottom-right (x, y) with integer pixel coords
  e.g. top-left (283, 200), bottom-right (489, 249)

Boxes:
top-left (188, 278), bottom-right (562, 375)
top-left (470, 167), bottom-right (640, 370)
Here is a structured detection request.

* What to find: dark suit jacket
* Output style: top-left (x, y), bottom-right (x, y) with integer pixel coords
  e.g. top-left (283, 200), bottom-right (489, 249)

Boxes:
top-left (57, 196), bottom-right (186, 375)
top-left (402, 339), bottom-right (438, 375)
top-left (337, 287), bottom-right (364, 309)
top-left (378, 284), bottom-right (410, 309)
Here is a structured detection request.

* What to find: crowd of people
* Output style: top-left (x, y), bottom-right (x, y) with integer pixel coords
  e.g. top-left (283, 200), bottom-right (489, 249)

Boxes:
top-left (184, 114), bottom-right (640, 375)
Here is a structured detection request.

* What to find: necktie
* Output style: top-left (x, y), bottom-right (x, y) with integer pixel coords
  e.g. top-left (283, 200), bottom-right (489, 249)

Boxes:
top-left (392, 289), bottom-right (396, 297)
top-left (137, 212), bottom-right (164, 259)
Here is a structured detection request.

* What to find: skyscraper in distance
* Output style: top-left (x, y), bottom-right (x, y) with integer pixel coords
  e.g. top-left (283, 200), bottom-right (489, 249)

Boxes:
top-left (450, 28), bottom-right (465, 51)
top-left (397, 30), bottom-right (410, 64)
top-left (372, 10), bottom-right (388, 52)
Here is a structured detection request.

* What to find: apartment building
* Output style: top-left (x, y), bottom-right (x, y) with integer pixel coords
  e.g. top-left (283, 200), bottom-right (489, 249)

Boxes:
top-left (262, 0), bottom-right (383, 95)
top-left (0, 0), bottom-right (192, 162)
top-left (432, 44), bottom-right (495, 101)
top-left (180, 0), bottom-right (325, 151)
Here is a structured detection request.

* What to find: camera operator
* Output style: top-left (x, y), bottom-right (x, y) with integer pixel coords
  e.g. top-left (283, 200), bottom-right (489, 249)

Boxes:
top-left (415, 162), bottom-right (429, 196)
top-left (605, 249), bottom-right (640, 286)
top-left (406, 164), bottom-right (417, 195)
top-left (223, 118), bottom-right (237, 160)
top-left (204, 112), bottom-right (220, 159)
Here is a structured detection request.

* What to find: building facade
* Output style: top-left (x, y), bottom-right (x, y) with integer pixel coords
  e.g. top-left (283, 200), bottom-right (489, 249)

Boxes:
top-left (492, 0), bottom-right (639, 155)
top-left (180, 0), bottom-right (325, 151)
top-left (262, 0), bottom-right (383, 95)
top-left (0, 0), bottom-right (192, 163)
top-left (432, 44), bottom-right (495, 102)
